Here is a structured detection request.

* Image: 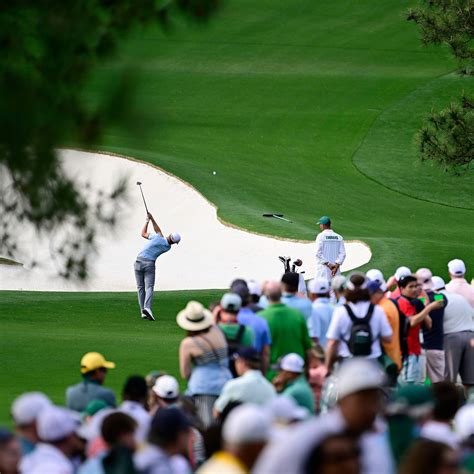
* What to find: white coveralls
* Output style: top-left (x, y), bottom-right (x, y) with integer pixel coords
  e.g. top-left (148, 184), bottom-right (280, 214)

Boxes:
top-left (315, 229), bottom-right (346, 280)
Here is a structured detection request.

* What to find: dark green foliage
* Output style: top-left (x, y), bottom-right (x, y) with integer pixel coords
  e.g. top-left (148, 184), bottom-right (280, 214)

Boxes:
top-left (407, 0), bottom-right (474, 75)
top-left (0, 0), bottom-right (219, 279)
top-left (418, 95), bottom-right (474, 173)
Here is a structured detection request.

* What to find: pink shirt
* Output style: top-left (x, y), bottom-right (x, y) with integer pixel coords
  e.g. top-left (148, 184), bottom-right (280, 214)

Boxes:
top-left (446, 278), bottom-right (474, 308)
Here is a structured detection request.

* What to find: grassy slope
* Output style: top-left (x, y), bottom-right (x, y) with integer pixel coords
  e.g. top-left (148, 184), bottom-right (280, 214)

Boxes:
top-left (75, 0), bottom-right (474, 277)
top-left (0, 290), bottom-right (221, 426)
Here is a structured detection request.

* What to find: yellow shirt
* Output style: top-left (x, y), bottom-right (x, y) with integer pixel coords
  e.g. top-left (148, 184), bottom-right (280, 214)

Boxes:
top-left (197, 451), bottom-right (248, 474)
top-left (379, 297), bottom-right (402, 370)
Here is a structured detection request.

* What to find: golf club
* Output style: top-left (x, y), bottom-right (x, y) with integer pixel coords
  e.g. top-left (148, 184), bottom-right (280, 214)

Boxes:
top-left (136, 181), bottom-right (149, 214)
top-left (262, 213), bottom-right (292, 223)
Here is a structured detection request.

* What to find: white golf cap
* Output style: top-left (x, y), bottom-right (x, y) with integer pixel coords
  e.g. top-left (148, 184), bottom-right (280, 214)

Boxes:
top-left (366, 269), bottom-right (384, 284)
top-left (331, 275), bottom-right (346, 291)
top-left (416, 268), bottom-right (433, 290)
top-left (170, 232), bottom-right (181, 244)
top-left (222, 404), bottom-right (271, 444)
top-left (247, 279), bottom-right (262, 297)
top-left (454, 404), bottom-right (474, 442)
top-left (37, 406), bottom-right (81, 442)
top-left (280, 353), bottom-right (304, 373)
top-left (395, 266), bottom-right (412, 281)
top-left (448, 259), bottom-right (466, 276)
top-left (307, 278), bottom-right (330, 295)
top-left (431, 276), bottom-right (446, 291)
top-left (336, 358), bottom-right (386, 400)
top-left (11, 392), bottom-right (52, 426)
top-left (220, 292), bottom-right (242, 312)
top-left (265, 396), bottom-right (309, 424)
top-left (152, 375), bottom-right (179, 400)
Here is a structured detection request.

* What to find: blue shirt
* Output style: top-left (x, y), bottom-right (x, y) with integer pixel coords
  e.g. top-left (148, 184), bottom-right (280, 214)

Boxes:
top-left (281, 294), bottom-right (313, 321)
top-left (422, 291), bottom-right (446, 350)
top-left (237, 308), bottom-right (272, 353)
top-left (309, 297), bottom-right (333, 348)
top-left (137, 233), bottom-right (171, 261)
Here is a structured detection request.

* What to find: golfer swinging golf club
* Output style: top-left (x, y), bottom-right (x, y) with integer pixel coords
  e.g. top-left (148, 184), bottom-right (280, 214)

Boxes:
top-left (134, 210), bottom-right (181, 321)
top-left (315, 215), bottom-right (345, 281)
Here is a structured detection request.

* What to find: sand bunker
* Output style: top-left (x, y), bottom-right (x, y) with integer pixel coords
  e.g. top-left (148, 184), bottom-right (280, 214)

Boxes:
top-left (0, 150), bottom-right (371, 291)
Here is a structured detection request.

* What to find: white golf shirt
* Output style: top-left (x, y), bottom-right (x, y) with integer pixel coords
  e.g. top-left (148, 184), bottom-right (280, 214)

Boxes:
top-left (20, 443), bottom-right (74, 474)
top-left (120, 400), bottom-right (151, 443)
top-left (315, 229), bottom-right (346, 280)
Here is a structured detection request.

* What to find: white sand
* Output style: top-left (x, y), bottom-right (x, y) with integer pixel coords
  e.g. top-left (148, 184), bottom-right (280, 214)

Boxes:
top-left (0, 150), bottom-right (371, 292)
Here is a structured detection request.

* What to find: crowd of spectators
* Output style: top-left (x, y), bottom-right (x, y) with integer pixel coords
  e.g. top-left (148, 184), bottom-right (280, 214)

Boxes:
top-left (2, 258), bottom-right (474, 473)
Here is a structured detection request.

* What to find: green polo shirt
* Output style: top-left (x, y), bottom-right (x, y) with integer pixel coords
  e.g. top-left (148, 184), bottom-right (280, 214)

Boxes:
top-left (218, 323), bottom-right (254, 347)
top-left (283, 375), bottom-right (315, 414)
top-left (259, 303), bottom-right (312, 379)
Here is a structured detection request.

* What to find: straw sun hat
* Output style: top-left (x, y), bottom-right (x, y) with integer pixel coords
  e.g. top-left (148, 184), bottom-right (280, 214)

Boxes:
top-left (176, 301), bottom-right (213, 331)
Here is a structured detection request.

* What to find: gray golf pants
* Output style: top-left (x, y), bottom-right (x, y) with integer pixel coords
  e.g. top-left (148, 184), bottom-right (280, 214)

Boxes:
top-left (134, 258), bottom-right (155, 312)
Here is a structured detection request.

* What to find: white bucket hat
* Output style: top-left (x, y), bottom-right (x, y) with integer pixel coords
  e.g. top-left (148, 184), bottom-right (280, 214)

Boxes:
top-left (176, 301), bottom-right (213, 331)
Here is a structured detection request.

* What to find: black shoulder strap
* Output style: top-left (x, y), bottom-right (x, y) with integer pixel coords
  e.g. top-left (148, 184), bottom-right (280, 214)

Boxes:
top-left (363, 303), bottom-right (374, 322)
top-left (343, 304), bottom-right (357, 323)
top-left (344, 303), bottom-right (373, 324)
top-left (235, 324), bottom-right (246, 343)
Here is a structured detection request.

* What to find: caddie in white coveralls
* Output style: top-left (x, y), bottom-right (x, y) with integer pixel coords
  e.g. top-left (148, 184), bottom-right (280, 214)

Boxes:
top-left (315, 215), bottom-right (346, 280)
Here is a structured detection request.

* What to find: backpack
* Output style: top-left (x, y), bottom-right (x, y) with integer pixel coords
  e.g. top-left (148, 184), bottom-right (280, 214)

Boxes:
top-left (224, 324), bottom-right (246, 377)
top-left (391, 297), bottom-right (410, 361)
top-left (343, 303), bottom-right (374, 356)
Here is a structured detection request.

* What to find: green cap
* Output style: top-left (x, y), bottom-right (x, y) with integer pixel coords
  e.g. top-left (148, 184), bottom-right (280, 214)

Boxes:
top-left (82, 399), bottom-right (109, 418)
top-left (317, 216), bottom-right (331, 225)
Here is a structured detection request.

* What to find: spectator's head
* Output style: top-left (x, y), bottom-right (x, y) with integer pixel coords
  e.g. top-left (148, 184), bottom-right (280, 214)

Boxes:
top-left (448, 259), bottom-right (466, 279)
top-left (304, 433), bottom-right (360, 474)
top-left (278, 353), bottom-right (305, 383)
top-left (222, 404), bottom-right (271, 470)
top-left (344, 273), bottom-right (370, 303)
top-left (101, 412), bottom-right (137, 451)
top-left (176, 301), bottom-right (214, 336)
top-left (11, 392), bottom-right (52, 443)
top-left (0, 430), bottom-right (21, 474)
top-left (317, 215), bottom-right (332, 231)
top-left (152, 375), bottom-right (180, 407)
top-left (309, 345), bottom-right (325, 368)
top-left (148, 408), bottom-right (191, 456)
top-left (265, 281), bottom-right (282, 303)
top-left (399, 439), bottom-right (458, 474)
top-left (220, 293), bottom-right (242, 322)
top-left (416, 268), bottom-right (433, 291)
top-left (247, 280), bottom-right (262, 303)
top-left (281, 272), bottom-right (300, 294)
top-left (264, 396), bottom-right (309, 427)
top-left (307, 278), bottom-right (330, 301)
top-left (398, 276), bottom-right (418, 299)
top-left (336, 359), bottom-right (386, 434)
top-left (230, 279), bottom-right (250, 306)
top-left (431, 382), bottom-right (462, 423)
top-left (122, 375), bottom-right (148, 406)
top-left (331, 275), bottom-right (346, 299)
top-left (395, 266), bottom-right (412, 282)
top-left (80, 352), bottom-right (115, 384)
top-left (83, 399), bottom-right (109, 422)
top-left (366, 269), bottom-right (385, 285)
top-left (431, 276), bottom-right (446, 292)
top-left (234, 347), bottom-right (261, 376)
top-left (367, 280), bottom-right (385, 305)
top-left (37, 406), bottom-right (84, 458)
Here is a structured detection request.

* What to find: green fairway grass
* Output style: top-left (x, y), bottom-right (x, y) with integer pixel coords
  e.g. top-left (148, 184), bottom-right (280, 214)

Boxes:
top-left (73, 0), bottom-right (473, 276)
top-left (0, 290), bottom-right (220, 426)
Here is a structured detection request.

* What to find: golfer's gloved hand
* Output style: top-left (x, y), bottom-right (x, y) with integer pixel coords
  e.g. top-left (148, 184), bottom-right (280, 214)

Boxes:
top-left (147, 212), bottom-right (153, 220)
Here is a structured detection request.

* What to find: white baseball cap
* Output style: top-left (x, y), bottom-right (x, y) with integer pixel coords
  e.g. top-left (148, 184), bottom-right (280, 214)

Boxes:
top-left (448, 259), bottom-right (466, 276)
top-left (280, 353), bottom-right (304, 373)
top-left (416, 268), bottom-right (433, 290)
top-left (307, 278), bottom-right (330, 295)
top-left (331, 275), bottom-right (346, 291)
top-left (431, 276), bottom-right (446, 292)
top-left (336, 358), bottom-right (386, 400)
top-left (152, 375), bottom-right (179, 400)
top-left (395, 266), bottom-right (412, 281)
top-left (223, 404), bottom-right (271, 444)
top-left (11, 392), bottom-right (52, 426)
top-left (247, 279), bottom-right (262, 297)
top-left (170, 232), bottom-right (181, 244)
top-left (37, 406), bottom-right (81, 442)
top-left (366, 269), bottom-right (384, 284)
top-left (264, 396), bottom-right (309, 424)
top-left (454, 404), bottom-right (474, 442)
